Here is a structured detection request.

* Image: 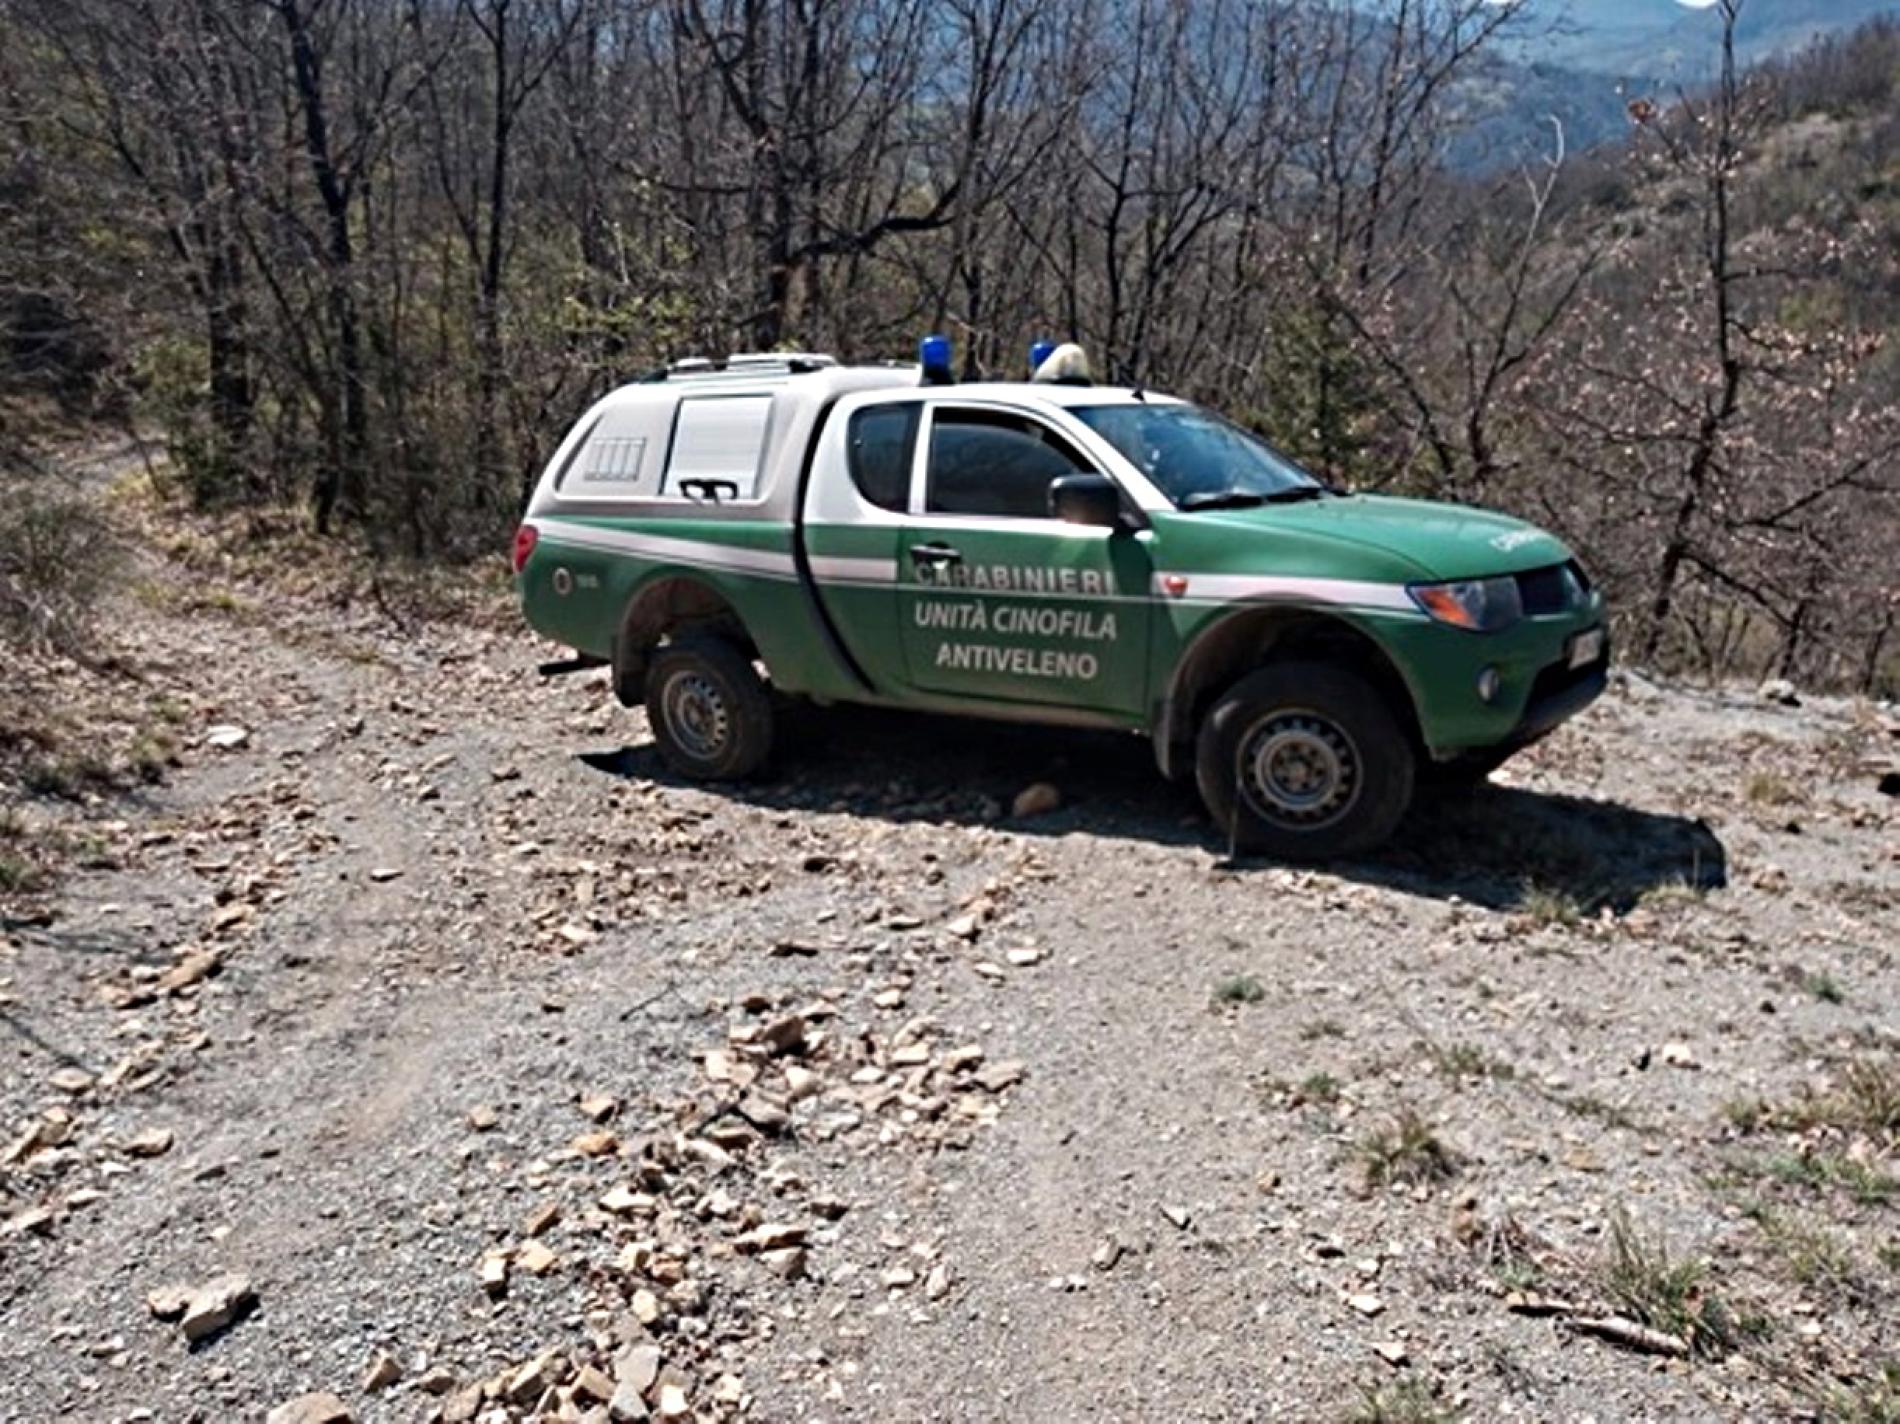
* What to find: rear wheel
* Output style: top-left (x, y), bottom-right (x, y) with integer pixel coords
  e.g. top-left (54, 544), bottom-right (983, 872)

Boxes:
top-left (1195, 661), bottom-right (1414, 860)
top-left (644, 635), bottom-right (773, 780)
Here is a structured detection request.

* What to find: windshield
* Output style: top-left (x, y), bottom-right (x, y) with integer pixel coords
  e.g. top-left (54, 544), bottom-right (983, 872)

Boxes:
top-left (1073, 403), bottom-right (1322, 508)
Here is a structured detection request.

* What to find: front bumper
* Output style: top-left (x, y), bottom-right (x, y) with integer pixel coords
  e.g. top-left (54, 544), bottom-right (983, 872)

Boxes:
top-left (1501, 640), bottom-right (1610, 749)
top-left (1362, 598), bottom-right (1610, 754)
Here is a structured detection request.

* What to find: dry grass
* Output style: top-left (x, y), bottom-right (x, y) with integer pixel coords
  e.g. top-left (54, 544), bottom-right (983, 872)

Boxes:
top-left (1344, 1377), bottom-right (1458, 1424)
top-left (1735, 1057), bottom-right (1900, 1142)
top-left (1759, 1151), bottom-right (1897, 1205)
top-left (0, 468), bottom-right (122, 652)
top-left (1635, 877), bottom-right (1708, 913)
top-left (1832, 1059), bottom-right (1900, 1137)
top-left (1518, 882), bottom-right (1582, 928)
top-left (1549, 1089), bottom-right (1639, 1130)
top-left (1744, 770), bottom-right (1803, 808)
top-left (1722, 1057), bottom-right (1900, 1210)
top-left (1426, 1039), bottom-right (1515, 1083)
top-left (1745, 1203), bottom-right (1870, 1304)
top-left (1212, 974), bottom-right (1265, 1005)
top-left (1820, 1362), bottom-right (1900, 1424)
top-left (1359, 1109), bottom-right (1459, 1190)
top-left (1460, 1205), bottom-right (1550, 1293)
top-left (0, 847), bottom-right (43, 894)
top-left (1597, 1208), bottom-right (1738, 1359)
top-left (1798, 969), bottom-right (1846, 1004)
top-left (0, 808), bottom-right (58, 896)
top-left (1298, 1071), bottom-right (1342, 1105)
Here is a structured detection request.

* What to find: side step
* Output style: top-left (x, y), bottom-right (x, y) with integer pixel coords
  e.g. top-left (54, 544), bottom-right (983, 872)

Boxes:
top-left (538, 653), bottom-right (608, 678)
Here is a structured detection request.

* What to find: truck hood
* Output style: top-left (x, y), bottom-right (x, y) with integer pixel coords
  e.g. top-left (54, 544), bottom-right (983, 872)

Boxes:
top-left (1178, 493), bottom-right (1572, 581)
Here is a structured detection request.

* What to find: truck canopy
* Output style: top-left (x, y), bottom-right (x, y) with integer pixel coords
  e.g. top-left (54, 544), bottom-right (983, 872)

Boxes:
top-left (526, 358), bottom-right (917, 524)
top-left (525, 356), bottom-right (1179, 526)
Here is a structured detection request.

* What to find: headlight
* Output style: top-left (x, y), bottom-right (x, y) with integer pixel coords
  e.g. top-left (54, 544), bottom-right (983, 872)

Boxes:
top-left (1408, 576), bottom-right (1523, 631)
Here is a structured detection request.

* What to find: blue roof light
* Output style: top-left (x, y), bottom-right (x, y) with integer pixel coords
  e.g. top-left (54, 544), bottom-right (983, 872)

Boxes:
top-left (1029, 340), bottom-right (1057, 374)
top-left (920, 334), bottom-right (953, 385)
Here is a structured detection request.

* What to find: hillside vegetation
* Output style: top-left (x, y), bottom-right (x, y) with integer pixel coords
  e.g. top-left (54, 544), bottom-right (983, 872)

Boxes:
top-left (0, 1), bottom-right (1895, 691)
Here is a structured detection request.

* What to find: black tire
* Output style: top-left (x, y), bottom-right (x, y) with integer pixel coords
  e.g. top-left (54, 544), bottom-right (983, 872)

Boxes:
top-left (1194, 661), bottom-right (1415, 860)
top-left (643, 635), bottom-right (774, 780)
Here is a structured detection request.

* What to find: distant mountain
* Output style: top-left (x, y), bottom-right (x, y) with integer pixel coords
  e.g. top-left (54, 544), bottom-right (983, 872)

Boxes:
top-left (1442, 52), bottom-right (1633, 171)
top-left (1448, 0), bottom-right (1900, 168)
top-left (1503, 0), bottom-right (1900, 83)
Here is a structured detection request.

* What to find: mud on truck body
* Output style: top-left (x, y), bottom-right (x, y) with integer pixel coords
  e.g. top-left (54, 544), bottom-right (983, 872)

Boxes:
top-left (514, 344), bottom-right (1608, 859)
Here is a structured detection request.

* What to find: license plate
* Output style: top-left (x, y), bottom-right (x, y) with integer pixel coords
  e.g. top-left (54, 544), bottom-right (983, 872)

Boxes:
top-left (1568, 627), bottom-right (1605, 669)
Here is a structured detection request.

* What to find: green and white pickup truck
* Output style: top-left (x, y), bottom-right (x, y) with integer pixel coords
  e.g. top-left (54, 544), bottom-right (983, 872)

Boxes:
top-left (514, 343), bottom-right (1608, 858)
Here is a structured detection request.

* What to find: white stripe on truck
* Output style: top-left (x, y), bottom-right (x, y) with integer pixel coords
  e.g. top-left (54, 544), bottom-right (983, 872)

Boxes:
top-left (535, 521), bottom-right (799, 580)
top-left (534, 518), bottom-right (1420, 615)
top-left (1156, 572), bottom-right (1416, 612)
top-left (807, 554), bottom-right (901, 584)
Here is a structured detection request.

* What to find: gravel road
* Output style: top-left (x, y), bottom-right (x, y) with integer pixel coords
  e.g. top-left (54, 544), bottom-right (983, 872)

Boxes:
top-left (2, 475), bottom-right (1896, 1423)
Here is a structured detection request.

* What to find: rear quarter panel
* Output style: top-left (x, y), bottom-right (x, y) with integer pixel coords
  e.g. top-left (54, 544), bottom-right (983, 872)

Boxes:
top-left (520, 515), bottom-right (862, 700)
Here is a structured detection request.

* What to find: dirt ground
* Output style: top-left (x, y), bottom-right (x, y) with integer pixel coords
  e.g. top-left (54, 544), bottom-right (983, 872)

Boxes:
top-left (2, 450), bottom-right (1896, 1424)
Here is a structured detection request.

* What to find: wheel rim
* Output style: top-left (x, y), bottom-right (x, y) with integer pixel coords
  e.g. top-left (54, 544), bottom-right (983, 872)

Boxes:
top-left (661, 669), bottom-right (730, 760)
top-left (1236, 710), bottom-right (1362, 830)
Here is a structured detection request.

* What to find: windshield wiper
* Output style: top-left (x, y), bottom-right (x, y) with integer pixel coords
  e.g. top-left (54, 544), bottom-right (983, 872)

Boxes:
top-left (1179, 489), bottom-right (1267, 510)
top-left (1179, 484), bottom-right (1331, 511)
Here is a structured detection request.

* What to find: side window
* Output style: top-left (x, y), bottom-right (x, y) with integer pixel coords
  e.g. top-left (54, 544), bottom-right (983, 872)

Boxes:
top-left (925, 410), bottom-right (1092, 519)
top-left (846, 404), bottom-right (918, 512)
top-left (664, 395), bottom-right (773, 499)
top-left (559, 408), bottom-right (671, 498)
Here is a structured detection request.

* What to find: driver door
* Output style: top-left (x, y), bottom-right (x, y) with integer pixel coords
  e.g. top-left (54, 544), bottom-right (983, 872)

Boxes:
top-left (897, 405), bottom-right (1152, 718)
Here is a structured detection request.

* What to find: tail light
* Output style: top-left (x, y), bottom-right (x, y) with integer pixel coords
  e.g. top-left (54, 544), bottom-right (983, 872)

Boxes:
top-left (511, 523), bottom-right (538, 574)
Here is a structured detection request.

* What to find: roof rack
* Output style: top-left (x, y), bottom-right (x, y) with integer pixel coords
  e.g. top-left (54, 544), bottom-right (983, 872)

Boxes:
top-left (653, 352), bottom-right (839, 383)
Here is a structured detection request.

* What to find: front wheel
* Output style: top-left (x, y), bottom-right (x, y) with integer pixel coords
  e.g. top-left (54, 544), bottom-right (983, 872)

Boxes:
top-left (1195, 661), bottom-right (1415, 860)
top-left (644, 635), bottom-right (774, 780)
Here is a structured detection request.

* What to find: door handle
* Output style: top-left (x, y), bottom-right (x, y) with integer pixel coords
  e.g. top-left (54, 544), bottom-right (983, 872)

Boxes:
top-left (678, 477), bottom-right (739, 502)
top-left (909, 542), bottom-right (962, 566)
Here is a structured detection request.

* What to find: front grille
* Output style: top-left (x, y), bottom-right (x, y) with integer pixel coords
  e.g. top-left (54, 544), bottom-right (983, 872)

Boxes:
top-left (1514, 560), bottom-right (1589, 616)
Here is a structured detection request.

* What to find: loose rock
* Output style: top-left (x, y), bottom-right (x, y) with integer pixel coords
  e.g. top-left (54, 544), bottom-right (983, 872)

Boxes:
top-left (615, 1343), bottom-right (662, 1397)
top-left (758, 1014), bottom-right (807, 1057)
top-left (973, 1060), bottom-right (1024, 1093)
top-left (579, 1092), bottom-right (619, 1122)
top-left (179, 1273), bottom-right (257, 1343)
top-left (146, 1284), bottom-right (194, 1321)
top-left (119, 1127), bottom-right (174, 1158)
top-left (362, 1352), bottom-right (402, 1392)
top-left (264, 1393), bottom-right (351, 1424)
top-left (49, 1066), bottom-right (95, 1096)
top-left (505, 1349), bottom-right (565, 1405)
top-left (156, 949), bottom-right (222, 995)
top-left (3, 1205), bottom-right (55, 1238)
top-left (1011, 782), bottom-right (1062, 818)
top-left (479, 1250), bottom-right (509, 1296)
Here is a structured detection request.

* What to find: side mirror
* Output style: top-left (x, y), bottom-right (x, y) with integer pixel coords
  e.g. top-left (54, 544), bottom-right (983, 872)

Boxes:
top-left (1049, 473), bottom-right (1125, 529)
